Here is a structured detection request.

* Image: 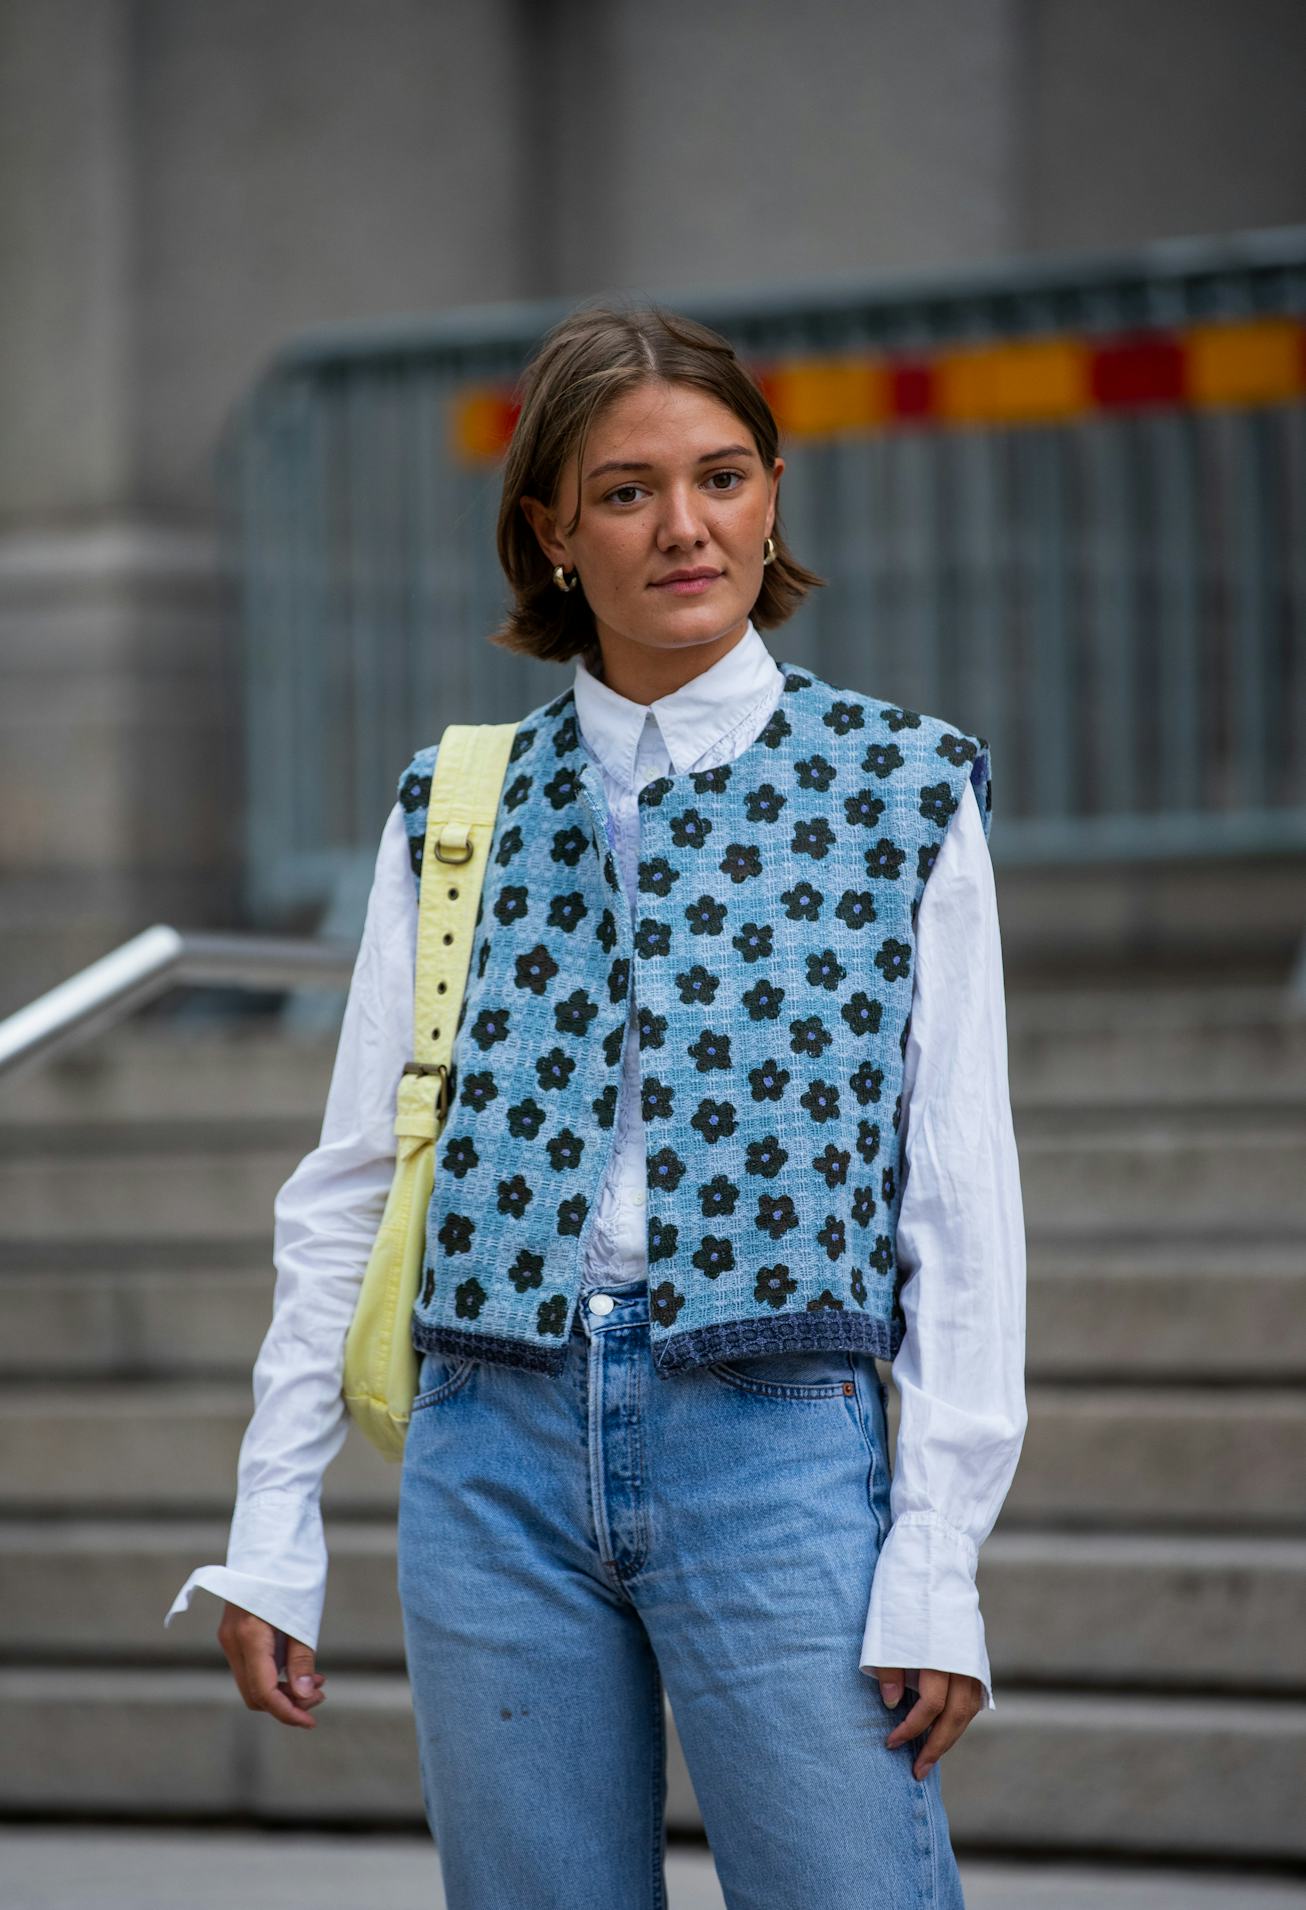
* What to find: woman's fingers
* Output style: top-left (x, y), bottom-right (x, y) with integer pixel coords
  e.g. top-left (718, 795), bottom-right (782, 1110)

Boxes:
top-left (251, 1638), bottom-right (318, 1727)
top-left (871, 1664), bottom-right (905, 1707)
top-left (282, 1634), bottom-right (328, 1714)
top-left (885, 1677), bottom-right (942, 1756)
top-left (217, 1603), bottom-right (321, 1729)
top-left (883, 1668), bottom-right (984, 1779)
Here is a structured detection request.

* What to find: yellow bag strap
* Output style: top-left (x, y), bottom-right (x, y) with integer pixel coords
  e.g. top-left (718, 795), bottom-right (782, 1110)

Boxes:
top-left (400, 721), bottom-right (519, 1132)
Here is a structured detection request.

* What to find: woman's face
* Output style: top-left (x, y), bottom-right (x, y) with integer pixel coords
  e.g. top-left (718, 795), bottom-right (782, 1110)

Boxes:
top-left (520, 379), bottom-right (783, 686)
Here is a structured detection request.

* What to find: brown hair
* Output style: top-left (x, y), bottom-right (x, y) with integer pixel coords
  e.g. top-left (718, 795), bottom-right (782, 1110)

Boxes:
top-left (490, 298), bottom-right (826, 667)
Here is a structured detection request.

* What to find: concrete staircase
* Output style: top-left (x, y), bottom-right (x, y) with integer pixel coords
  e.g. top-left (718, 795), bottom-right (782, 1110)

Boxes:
top-left (1, 987), bottom-right (1304, 1865)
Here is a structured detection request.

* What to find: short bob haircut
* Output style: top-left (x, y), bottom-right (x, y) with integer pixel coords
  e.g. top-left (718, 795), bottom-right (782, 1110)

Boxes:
top-left (491, 299), bottom-right (825, 668)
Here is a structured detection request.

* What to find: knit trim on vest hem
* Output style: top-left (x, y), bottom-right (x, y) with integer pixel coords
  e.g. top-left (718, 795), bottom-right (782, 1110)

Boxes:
top-left (648, 1308), bottom-right (902, 1378)
top-left (413, 1301), bottom-right (901, 1378)
top-left (411, 1316), bottom-right (569, 1376)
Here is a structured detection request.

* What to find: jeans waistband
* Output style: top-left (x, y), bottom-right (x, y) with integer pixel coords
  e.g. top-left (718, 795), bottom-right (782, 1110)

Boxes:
top-left (573, 1278), bottom-right (649, 1340)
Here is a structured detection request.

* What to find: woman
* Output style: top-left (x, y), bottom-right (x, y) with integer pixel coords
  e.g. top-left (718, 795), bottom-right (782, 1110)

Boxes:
top-left (167, 302), bottom-right (1028, 1908)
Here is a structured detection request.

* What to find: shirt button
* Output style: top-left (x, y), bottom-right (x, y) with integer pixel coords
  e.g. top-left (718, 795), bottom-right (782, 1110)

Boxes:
top-left (630, 1189), bottom-right (646, 1206)
top-left (588, 1293), bottom-right (616, 1316)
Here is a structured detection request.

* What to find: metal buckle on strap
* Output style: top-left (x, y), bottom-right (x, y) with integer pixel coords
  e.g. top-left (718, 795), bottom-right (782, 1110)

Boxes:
top-left (402, 1059), bottom-right (451, 1121)
top-left (434, 825), bottom-right (474, 864)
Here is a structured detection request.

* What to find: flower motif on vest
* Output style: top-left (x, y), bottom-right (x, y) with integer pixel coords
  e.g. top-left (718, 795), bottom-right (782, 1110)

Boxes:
top-left (399, 663), bottom-right (991, 1379)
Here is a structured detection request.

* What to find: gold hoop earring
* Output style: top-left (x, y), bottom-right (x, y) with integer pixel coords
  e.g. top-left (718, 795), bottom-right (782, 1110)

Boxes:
top-left (553, 564), bottom-right (578, 594)
top-left (762, 536), bottom-right (776, 567)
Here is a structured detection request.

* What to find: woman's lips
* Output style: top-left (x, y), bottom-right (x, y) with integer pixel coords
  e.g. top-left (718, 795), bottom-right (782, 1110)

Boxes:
top-left (650, 573), bottom-right (720, 595)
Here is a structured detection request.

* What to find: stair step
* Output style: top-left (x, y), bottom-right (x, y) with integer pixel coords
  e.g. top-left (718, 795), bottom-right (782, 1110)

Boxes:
top-left (0, 1669), bottom-right (1300, 1859)
top-left (0, 1270), bottom-right (279, 1378)
top-left (0, 1150), bottom-right (303, 1243)
top-left (0, 1520), bottom-right (405, 1666)
top-left (0, 1383), bottom-right (396, 1516)
top-left (1006, 982), bottom-right (1306, 1104)
top-left (3, 1521), bottom-right (1303, 1692)
top-left (0, 1382), bottom-right (1301, 1527)
top-left (6, 986), bottom-right (1306, 1129)
top-left (2, 1243), bottom-right (1303, 1381)
top-left (946, 1690), bottom-right (1306, 1862)
top-left (999, 1385), bottom-right (1306, 1531)
top-left (1013, 1119), bottom-right (1306, 1235)
top-left (3, 1120), bottom-right (1306, 1242)
top-left (980, 1531), bottom-right (1306, 1689)
top-left (0, 1029), bottom-right (338, 1126)
top-left (1023, 1240), bottom-right (1306, 1379)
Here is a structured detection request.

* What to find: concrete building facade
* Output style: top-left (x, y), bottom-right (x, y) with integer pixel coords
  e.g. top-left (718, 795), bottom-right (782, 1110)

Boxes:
top-left (2, 0), bottom-right (1304, 1009)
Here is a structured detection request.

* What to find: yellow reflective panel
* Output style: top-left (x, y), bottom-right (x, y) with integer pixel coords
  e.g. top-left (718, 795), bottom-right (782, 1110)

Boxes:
top-left (453, 389), bottom-right (514, 462)
top-left (766, 356), bottom-right (888, 437)
top-left (1186, 319), bottom-right (1305, 408)
top-left (936, 337), bottom-right (1091, 425)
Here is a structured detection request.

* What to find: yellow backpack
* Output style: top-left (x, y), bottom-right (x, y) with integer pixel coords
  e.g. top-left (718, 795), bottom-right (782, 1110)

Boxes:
top-left (342, 720), bottom-right (519, 1460)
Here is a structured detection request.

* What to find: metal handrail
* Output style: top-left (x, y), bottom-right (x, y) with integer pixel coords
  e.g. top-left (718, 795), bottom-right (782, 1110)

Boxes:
top-left (0, 927), bottom-right (356, 1086)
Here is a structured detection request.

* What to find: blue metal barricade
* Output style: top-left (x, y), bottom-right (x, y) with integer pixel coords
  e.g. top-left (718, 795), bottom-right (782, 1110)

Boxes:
top-left (217, 227), bottom-right (1306, 934)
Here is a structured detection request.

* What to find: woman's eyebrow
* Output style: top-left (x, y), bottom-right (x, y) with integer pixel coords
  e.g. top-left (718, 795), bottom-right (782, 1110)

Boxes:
top-left (583, 443), bottom-right (757, 482)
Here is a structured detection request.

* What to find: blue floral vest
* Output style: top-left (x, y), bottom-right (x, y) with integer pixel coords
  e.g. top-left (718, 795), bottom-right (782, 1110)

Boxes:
top-left (396, 660), bottom-right (991, 1379)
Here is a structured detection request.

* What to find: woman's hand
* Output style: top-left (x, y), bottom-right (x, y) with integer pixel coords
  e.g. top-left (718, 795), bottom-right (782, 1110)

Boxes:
top-left (217, 1602), bottom-right (327, 1729)
top-left (872, 1665), bottom-right (984, 1780)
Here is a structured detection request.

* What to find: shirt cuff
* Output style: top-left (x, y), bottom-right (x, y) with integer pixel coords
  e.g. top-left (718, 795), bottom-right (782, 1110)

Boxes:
top-left (162, 1488), bottom-right (328, 1651)
top-left (858, 1510), bottom-right (995, 1711)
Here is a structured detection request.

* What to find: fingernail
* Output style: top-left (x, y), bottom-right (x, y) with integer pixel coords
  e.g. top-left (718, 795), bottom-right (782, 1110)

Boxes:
top-left (295, 1675), bottom-right (314, 1692)
top-left (882, 1683), bottom-right (901, 1705)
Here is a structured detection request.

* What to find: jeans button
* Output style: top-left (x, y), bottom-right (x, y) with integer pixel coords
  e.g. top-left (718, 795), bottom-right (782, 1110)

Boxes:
top-left (588, 1294), bottom-right (616, 1316)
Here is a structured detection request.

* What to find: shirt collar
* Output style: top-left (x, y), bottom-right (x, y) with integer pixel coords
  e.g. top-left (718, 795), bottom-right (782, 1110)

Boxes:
top-left (572, 619), bottom-right (782, 788)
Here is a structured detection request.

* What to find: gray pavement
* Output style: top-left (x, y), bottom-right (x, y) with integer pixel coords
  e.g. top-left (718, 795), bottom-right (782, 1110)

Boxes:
top-left (2, 1827), bottom-right (1304, 1908)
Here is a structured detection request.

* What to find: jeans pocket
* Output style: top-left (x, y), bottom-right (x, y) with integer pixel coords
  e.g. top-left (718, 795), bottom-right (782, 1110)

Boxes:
top-left (411, 1349), bottom-right (476, 1411)
top-left (707, 1349), bottom-right (855, 1398)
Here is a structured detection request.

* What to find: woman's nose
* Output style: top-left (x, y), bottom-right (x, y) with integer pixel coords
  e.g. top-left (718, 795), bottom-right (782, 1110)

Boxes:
top-left (656, 488), bottom-right (710, 547)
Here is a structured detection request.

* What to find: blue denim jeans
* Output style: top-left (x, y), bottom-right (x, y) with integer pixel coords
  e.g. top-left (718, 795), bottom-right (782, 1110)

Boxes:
top-left (396, 1277), bottom-right (965, 1909)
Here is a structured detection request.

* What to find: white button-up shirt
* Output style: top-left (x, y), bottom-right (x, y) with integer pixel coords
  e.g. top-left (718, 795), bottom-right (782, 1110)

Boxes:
top-left (165, 621), bottom-right (1028, 1711)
